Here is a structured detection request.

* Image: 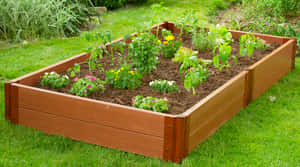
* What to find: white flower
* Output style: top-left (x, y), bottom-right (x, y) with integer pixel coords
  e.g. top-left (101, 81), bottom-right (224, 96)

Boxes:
top-left (45, 72), bottom-right (49, 75)
top-left (149, 81), bottom-right (154, 86)
top-left (215, 38), bottom-right (224, 45)
top-left (156, 57), bottom-right (158, 60)
top-left (168, 81), bottom-right (173, 85)
top-left (268, 96), bottom-right (276, 102)
top-left (50, 72), bottom-right (56, 75)
top-left (64, 75), bottom-right (69, 79)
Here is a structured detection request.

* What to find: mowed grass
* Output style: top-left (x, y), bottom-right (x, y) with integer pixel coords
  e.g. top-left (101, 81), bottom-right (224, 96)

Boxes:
top-left (0, 0), bottom-right (299, 166)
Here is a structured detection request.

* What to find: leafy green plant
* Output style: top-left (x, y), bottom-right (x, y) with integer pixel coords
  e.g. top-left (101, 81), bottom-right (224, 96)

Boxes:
top-left (207, 25), bottom-right (233, 49)
top-left (173, 46), bottom-right (198, 63)
top-left (149, 80), bottom-right (178, 93)
top-left (67, 63), bottom-right (81, 78)
top-left (175, 9), bottom-right (198, 37)
top-left (192, 29), bottom-right (210, 51)
top-left (212, 43), bottom-right (236, 71)
top-left (132, 95), bottom-right (169, 113)
top-left (150, 2), bottom-right (168, 36)
top-left (159, 29), bottom-right (182, 58)
top-left (105, 63), bottom-right (142, 89)
top-left (179, 56), bottom-right (210, 95)
top-left (128, 32), bottom-right (159, 74)
top-left (239, 34), bottom-right (268, 58)
top-left (70, 75), bottom-right (105, 97)
top-left (41, 72), bottom-right (70, 88)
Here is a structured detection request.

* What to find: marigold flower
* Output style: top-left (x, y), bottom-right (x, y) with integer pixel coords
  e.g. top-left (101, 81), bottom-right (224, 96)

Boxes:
top-left (163, 41), bottom-right (168, 45)
top-left (179, 38), bottom-right (182, 41)
top-left (129, 71), bottom-right (135, 75)
top-left (165, 35), bottom-right (174, 41)
top-left (157, 40), bottom-right (161, 43)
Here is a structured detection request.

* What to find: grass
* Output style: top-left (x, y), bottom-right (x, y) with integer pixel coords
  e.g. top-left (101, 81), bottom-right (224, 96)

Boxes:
top-left (0, 0), bottom-right (299, 166)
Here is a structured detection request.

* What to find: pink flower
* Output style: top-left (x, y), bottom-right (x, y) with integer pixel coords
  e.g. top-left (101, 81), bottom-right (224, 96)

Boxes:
top-left (163, 97), bottom-right (168, 102)
top-left (188, 67), bottom-right (195, 71)
top-left (131, 99), bottom-right (136, 103)
top-left (87, 85), bottom-right (91, 89)
top-left (84, 90), bottom-right (87, 94)
top-left (265, 22), bottom-right (269, 26)
top-left (149, 105), bottom-right (152, 109)
top-left (152, 99), bottom-right (157, 103)
top-left (90, 77), bottom-right (96, 81)
top-left (245, 23), bottom-right (248, 26)
top-left (74, 77), bottom-right (78, 82)
top-left (259, 17), bottom-right (262, 21)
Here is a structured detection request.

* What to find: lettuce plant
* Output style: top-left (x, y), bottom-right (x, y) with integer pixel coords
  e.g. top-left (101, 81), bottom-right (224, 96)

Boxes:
top-left (132, 95), bottom-right (169, 113)
top-left (105, 63), bottom-right (142, 89)
top-left (172, 46), bottom-right (198, 63)
top-left (149, 80), bottom-right (178, 93)
top-left (41, 72), bottom-right (70, 89)
top-left (207, 25), bottom-right (233, 48)
top-left (70, 75), bottom-right (105, 97)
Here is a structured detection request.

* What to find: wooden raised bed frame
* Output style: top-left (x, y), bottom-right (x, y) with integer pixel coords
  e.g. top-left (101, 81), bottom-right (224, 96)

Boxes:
top-left (5, 21), bottom-right (297, 163)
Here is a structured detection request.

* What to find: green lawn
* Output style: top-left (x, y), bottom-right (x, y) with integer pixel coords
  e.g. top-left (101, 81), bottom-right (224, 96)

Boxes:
top-left (0, 0), bottom-right (299, 166)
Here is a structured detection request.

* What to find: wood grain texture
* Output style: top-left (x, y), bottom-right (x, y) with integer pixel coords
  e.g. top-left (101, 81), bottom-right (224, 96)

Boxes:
top-left (187, 72), bottom-right (247, 151)
top-left (248, 40), bottom-right (294, 101)
top-left (18, 108), bottom-right (164, 159)
top-left (9, 84), bottom-right (19, 124)
top-left (14, 53), bottom-right (89, 86)
top-left (16, 84), bottom-right (165, 137)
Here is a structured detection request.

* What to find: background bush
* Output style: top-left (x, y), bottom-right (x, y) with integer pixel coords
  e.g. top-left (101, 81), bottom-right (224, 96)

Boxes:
top-left (80, 0), bottom-right (148, 9)
top-left (0, 0), bottom-right (99, 42)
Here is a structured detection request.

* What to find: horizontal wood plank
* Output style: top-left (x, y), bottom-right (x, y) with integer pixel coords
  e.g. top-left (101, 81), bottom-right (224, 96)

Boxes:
top-left (187, 72), bottom-right (246, 151)
top-left (18, 108), bottom-right (164, 158)
top-left (16, 84), bottom-right (165, 137)
top-left (248, 40), bottom-right (294, 101)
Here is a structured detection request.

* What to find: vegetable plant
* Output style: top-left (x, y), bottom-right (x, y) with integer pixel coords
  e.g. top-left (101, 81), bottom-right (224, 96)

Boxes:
top-left (179, 56), bottom-right (210, 95)
top-left (192, 28), bottom-right (209, 51)
top-left (149, 80), bottom-right (178, 93)
top-left (128, 32), bottom-right (159, 74)
top-left (67, 63), bottom-right (81, 78)
top-left (159, 29), bottom-right (182, 58)
top-left (132, 95), bottom-right (169, 113)
top-left (207, 25), bottom-right (233, 49)
top-left (41, 72), bottom-right (70, 89)
top-left (70, 75), bottom-right (105, 97)
top-left (105, 63), bottom-right (142, 89)
top-left (239, 34), bottom-right (268, 58)
top-left (173, 46), bottom-right (198, 63)
top-left (212, 43), bottom-right (236, 71)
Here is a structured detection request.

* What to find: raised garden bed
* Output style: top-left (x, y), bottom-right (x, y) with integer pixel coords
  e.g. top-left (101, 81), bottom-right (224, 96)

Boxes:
top-left (5, 21), bottom-right (297, 163)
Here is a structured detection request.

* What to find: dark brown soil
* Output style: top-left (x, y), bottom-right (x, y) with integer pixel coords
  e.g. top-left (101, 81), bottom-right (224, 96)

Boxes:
top-left (36, 34), bottom-right (279, 115)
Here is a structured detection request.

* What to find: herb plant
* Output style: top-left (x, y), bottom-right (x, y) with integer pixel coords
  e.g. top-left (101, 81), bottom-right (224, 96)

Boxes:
top-left (149, 80), bottom-right (178, 93)
top-left (192, 28), bottom-right (209, 51)
top-left (132, 95), bottom-right (169, 113)
top-left (179, 56), bottom-right (210, 95)
top-left (70, 75), bottom-right (105, 97)
top-left (105, 63), bottom-right (142, 89)
top-left (67, 63), bottom-right (81, 78)
top-left (41, 72), bottom-right (70, 89)
top-left (212, 43), bottom-right (236, 71)
top-left (239, 34), bottom-right (269, 58)
top-left (159, 29), bottom-right (182, 58)
top-left (128, 32), bottom-right (159, 74)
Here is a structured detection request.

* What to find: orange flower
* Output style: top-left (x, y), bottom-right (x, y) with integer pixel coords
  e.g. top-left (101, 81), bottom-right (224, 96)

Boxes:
top-left (179, 38), bottom-right (182, 41)
top-left (163, 41), bottom-right (168, 45)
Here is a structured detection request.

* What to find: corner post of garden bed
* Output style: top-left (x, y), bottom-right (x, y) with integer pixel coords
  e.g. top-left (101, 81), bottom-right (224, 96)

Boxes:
top-left (4, 81), bottom-right (19, 124)
top-left (163, 115), bottom-right (190, 163)
top-left (283, 37), bottom-right (297, 70)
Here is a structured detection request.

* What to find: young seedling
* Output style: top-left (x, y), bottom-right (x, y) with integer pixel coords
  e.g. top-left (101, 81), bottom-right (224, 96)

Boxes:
top-left (212, 43), bottom-right (237, 71)
top-left (239, 33), bottom-right (269, 59)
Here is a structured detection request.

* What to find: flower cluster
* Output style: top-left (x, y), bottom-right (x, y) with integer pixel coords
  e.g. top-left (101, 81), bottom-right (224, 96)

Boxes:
top-left (105, 63), bottom-right (142, 89)
top-left (70, 75), bottom-right (105, 97)
top-left (41, 72), bottom-right (70, 89)
top-left (149, 80), bottom-right (178, 93)
top-left (159, 30), bottom-right (182, 58)
top-left (132, 95), bottom-right (168, 113)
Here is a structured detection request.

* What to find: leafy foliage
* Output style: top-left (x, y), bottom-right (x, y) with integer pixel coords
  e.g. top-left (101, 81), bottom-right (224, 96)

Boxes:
top-left (207, 25), bottom-right (233, 48)
top-left (192, 29), bottom-right (210, 51)
top-left (128, 32), bottom-right (159, 74)
top-left (159, 29), bottom-right (182, 58)
top-left (149, 80), bottom-right (178, 93)
top-left (239, 34), bottom-right (269, 58)
top-left (105, 63), bottom-right (142, 89)
top-left (212, 43), bottom-right (236, 71)
top-left (67, 63), bottom-right (81, 78)
top-left (132, 95), bottom-right (169, 113)
top-left (70, 75), bottom-right (105, 97)
top-left (41, 72), bottom-right (70, 88)
top-left (173, 46), bottom-right (198, 63)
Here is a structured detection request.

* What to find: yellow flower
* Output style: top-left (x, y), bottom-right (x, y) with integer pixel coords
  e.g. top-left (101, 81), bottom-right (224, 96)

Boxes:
top-left (110, 69), bottom-right (114, 72)
top-left (129, 71), bottom-right (135, 75)
top-left (114, 76), bottom-right (119, 81)
top-left (163, 41), bottom-right (169, 45)
top-left (165, 35), bottom-right (174, 41)
top-left (120, 67), bottom-right (124, 71)
top-left (157, 40), bottom-right (161, 43)
top-left (116, 69), bottom-right (120, 73)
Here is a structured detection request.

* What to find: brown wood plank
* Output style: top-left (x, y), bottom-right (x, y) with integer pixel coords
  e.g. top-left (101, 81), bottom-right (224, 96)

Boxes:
top-left (18, 108), bottom-right (164, 159)
top-left (248, 40), bottom-right (294, 101)
top-left (4, 82), bottom-right (11, 121)
top-left (186, 72), bottom-right (246, 151)
top-left (9, 84), bottom-right (19, 124)
top-left (14, 53), bottom-right (89, 86)
top-left (16, 84), bottom-right (165, 137)
top-left (173, 117), bottom-right (188, 163)
top-left (163, 117), bottom-right (175, 161)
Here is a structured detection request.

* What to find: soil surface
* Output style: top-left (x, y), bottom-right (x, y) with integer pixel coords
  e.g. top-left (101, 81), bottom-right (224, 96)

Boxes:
top-left (36, 34), bottom-right (279, 114)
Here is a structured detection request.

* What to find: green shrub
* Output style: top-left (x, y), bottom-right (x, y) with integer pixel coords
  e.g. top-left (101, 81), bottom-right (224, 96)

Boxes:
top-left (80, 0), bottom-right (148, 9)
top-left (0, 0), bottom-right (99, 42)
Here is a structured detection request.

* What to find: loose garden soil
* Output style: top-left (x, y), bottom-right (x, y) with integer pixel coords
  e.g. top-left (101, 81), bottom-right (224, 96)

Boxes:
top-left (35, 34), bottom-right (279, 114)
